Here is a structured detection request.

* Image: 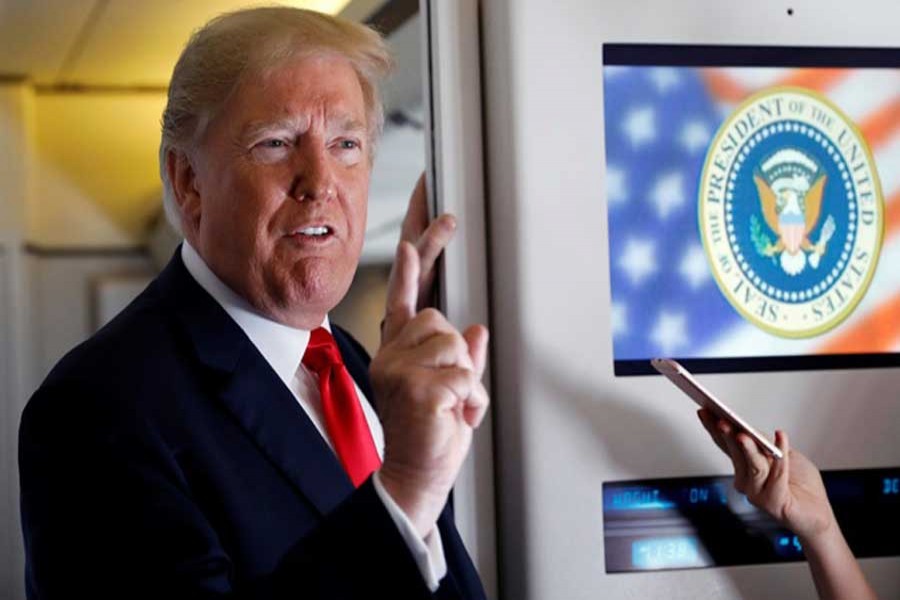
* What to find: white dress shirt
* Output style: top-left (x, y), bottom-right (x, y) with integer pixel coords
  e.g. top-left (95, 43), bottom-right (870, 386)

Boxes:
top-left (181, 242), bottom-right (446, 590)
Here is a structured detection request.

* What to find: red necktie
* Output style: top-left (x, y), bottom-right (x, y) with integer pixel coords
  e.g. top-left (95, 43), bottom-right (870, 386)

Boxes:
top-left (302, 327), bottom-right (381, 487)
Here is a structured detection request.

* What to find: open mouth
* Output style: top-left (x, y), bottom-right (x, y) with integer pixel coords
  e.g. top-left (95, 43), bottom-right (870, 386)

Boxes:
top-left (291, 225), bottom-right (334, 239)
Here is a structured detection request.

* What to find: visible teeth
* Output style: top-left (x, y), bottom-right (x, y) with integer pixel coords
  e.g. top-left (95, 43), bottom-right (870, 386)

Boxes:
top-left (298, 226), bottom-right (329, 236)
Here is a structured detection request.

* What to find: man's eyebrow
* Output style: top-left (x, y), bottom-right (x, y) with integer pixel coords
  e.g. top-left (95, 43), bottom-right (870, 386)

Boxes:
top-left (238, 114), bottom-right (366, 139)
top-left (330, 114), bottom-right (367, 134)
top-left (239, 117), bottom-right (305, 139)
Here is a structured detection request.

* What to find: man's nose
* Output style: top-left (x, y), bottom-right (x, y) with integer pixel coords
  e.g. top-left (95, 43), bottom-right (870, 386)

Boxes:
top-left (290, 140), bottom-right (336, 202)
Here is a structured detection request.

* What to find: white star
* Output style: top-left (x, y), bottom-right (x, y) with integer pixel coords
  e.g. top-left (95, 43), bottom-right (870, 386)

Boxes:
top-left (606, 165), bottom-right (628, 207)
top-left (618, 238), bottom-right (657, 286)
top-left (680, 120), bottom-right (711, 154)
top-left (650, 311), bottom-right (689, 356)
top-left (650, 67), bottom-right (680, 93)
top-left (679, 244), bottom-right (711, 290)
top-left (650, 171), bottom-right (685, 219)
top-left (611, 302), bottom-right (628, 338)
top-left (622, 106), bottom-right (656, 148)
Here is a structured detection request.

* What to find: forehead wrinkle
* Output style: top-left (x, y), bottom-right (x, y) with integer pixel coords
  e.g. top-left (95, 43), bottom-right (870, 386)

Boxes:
top-left (240, 115), bottom-right (310, 139)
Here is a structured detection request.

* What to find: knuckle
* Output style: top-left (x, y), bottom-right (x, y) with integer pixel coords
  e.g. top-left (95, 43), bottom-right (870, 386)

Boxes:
top-left (429, 332), bottom-right (458, 357)
top-left (419, 307), bottom-right (444, 324)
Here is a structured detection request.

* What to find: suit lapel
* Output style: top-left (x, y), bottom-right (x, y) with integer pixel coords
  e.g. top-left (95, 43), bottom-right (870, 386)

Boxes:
top-left (156, 249), bottom-right (353, 516)
top-left (217, 351), bottom-right (354, 514)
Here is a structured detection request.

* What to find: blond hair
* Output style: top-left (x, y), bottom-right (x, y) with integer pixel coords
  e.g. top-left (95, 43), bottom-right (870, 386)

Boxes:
top-left (159, 7), bottom-right (393, 233)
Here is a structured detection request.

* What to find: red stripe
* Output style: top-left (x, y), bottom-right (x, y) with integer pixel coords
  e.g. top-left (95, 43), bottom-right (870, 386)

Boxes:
top-left (776, 68), bottom-right (850, 93)
top-left (821, 293), bottom-right (900, 354)
top-left (859, 97), bottom-right (900, 149)
top-left (885, 190), bottom-right (900, 240)
top-left (701, 70), bottom-right (747, 104)
top-left (701, 68), bottom-right (851, 104)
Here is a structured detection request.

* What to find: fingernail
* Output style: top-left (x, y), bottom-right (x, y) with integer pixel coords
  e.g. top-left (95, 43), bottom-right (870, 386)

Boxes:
top-left (442, 214), bottom-right (457, 230)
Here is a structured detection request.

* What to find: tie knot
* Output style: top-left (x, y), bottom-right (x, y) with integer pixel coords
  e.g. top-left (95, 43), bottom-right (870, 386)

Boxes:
top-left (302, 327), bottom-right (343, 374)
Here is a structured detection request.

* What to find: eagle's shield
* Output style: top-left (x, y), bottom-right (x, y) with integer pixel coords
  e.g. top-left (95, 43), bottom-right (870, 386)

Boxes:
top-left (779, 218), bottom-right (805, 254)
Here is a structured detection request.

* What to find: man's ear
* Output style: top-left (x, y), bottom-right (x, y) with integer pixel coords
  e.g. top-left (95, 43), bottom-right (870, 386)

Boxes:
top-left (166, 149), bottom-right (202, 236)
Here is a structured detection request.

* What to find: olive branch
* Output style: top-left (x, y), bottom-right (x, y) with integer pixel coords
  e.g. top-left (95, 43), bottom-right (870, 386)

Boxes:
top-left (750, 215), bottom-right (776, 264)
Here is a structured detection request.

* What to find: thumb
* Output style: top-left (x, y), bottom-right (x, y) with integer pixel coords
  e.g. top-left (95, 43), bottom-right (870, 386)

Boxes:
top-left (462, 325), bottom-right (489, 377)
top-left (771, 430), bottom-right (790, 484)
top-left (382, 241), bottom-right (420, 343)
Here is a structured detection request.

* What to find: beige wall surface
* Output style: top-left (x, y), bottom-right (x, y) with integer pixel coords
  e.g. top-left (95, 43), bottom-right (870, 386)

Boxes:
top-left (0, 251), bottom-right (16, 597)
top-left (0, 84), bottom-right (31, 238)
top-left (0, 82), bottom-right (33, 600)
top-left (30, 93), bottom-right (167, 247)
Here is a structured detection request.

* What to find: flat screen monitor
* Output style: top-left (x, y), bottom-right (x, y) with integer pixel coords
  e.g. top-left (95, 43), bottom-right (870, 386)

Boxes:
top-left (603, 44), bottom-right (900, 375)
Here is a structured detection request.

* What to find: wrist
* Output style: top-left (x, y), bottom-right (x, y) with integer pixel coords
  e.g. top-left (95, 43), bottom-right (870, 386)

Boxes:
top-left (378, 464), bottom-right (449, 538)
top-left (797, 510), bottom-right (842, 556)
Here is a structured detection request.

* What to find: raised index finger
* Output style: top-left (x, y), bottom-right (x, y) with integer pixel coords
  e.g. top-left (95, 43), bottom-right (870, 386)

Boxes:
top-left (382, 241), bottom-right (420, 344)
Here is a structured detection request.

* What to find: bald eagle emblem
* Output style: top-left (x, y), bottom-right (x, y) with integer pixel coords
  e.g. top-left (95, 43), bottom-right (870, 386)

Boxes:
top-left (749, 148), bottom-right (835, 276)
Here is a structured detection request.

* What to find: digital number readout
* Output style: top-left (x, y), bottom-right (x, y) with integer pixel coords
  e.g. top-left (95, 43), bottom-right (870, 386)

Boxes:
top-left (632, 536), bottom-right (705, 570)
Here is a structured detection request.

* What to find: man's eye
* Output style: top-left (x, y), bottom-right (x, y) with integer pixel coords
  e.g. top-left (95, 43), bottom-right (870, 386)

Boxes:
top-left (249, 138), bottom-right (292, 162)
top-left (337, 139), bottom-right (360, 150)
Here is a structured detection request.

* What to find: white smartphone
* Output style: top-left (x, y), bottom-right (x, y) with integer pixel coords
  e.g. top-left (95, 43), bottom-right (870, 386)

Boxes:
top-left (651, 358), bottom-right (784, 460)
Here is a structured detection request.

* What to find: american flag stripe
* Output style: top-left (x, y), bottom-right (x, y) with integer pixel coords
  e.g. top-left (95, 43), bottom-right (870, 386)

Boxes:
top-left (778, 68), bottom-right (850, 91)
top-left (858, 97), bottom-right (900, 147)
top-left (821, 294), bottom-right (900, 353)
top-left (875, 136), bottom-right (900, 193)
top-left (700, 68), bottom-right (900, 355)
top-left (829, 71), bottom-right (898, 123)
top-left (886, 190), bottom-right (900, 237)
top-left (701, 68), bottom-right (850, 103)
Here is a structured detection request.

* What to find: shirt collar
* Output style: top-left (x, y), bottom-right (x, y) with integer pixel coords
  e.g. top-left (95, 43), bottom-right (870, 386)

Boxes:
top-left (181, 241), bottom-right (328, 388)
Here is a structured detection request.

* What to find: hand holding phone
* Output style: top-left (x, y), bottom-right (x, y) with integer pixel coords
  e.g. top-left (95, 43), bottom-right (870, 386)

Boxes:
top-left (651, 358), bottom-right (783, 460)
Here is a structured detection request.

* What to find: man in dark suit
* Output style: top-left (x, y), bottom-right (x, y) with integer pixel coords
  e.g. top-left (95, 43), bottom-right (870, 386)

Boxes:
top-left (18, 7), bottom-right (489, 599)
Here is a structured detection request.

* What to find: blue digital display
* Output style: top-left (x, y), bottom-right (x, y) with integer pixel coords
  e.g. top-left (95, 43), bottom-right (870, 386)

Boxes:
top-left (604, 488), bottom-right (676, 511)
top-left (632, 536), bottom-right (705, 570)
top-left (604, 466), bottom-right (900, 573)
top-left (688, 483), bottom-right (728, 505)
top-left (604, 483), bottom-right (730, 511)
top-left (775, 534), bottom-right (803, 557)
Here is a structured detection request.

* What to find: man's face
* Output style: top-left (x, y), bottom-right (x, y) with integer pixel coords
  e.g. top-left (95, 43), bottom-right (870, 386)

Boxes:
top-left (187, 55), bottom-right (370, 328)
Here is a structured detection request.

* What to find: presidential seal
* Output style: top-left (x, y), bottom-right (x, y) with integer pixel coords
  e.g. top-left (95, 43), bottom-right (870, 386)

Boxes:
top-left (699, 87), bottom-right (884, 338)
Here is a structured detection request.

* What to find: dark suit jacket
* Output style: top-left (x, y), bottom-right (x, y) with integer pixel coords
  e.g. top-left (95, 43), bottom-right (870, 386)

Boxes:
top-left (19, 250), bottom-right (487, 600)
